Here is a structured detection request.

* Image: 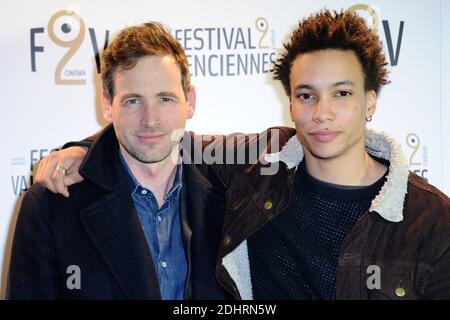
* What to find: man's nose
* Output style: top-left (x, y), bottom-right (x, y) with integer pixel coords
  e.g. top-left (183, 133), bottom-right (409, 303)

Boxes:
top-left (312, 98), bottom-right (335, 123)
top-left (140, 104), bottom-right (162, 127)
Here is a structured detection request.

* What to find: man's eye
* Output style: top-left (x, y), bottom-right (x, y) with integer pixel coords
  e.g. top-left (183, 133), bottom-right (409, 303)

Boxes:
top-left (124, 98), bottom-right (141, 105)
top-left (160, 97), bottom-right (174, 103)
top-left (336, 91), bottom-right (351, 97)
top-left (298, 93), bottom-right (314, 101)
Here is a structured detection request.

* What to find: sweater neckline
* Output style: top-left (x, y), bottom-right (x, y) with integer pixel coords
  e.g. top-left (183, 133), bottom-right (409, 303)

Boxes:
top-left (296, 159), bottom-right (389, 201)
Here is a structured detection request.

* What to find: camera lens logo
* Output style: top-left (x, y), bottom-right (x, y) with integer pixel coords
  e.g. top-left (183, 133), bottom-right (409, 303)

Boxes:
top-left (346, 3), bottom-right (404, 67)
top-left (406, 133), bottom-right (421, 166)
top-left (48, 10), bottom-right (86, 85)
top-left (255, 17), bottom-right (270, 49)
top-left (406, 133), bottom-right (428, 181)
top-left (30, 9), bottom-right (109, 86)
top-left (347, 4), bottom-right (380, 33)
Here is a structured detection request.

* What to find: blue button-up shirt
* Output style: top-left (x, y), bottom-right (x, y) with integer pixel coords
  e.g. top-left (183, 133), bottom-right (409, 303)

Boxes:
top-left (119, 151), bottom-right (187, 300)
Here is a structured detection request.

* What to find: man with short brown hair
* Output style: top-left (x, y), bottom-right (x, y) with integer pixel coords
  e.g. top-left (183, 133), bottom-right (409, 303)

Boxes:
top-left (7, 22), bottom-right (230, 300)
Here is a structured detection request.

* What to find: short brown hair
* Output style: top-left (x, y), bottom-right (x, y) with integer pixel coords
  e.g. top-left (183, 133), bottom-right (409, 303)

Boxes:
top-left (101, 22), bottom-right (190, 101)
top-left (273, 10), bottom-right (389, 96)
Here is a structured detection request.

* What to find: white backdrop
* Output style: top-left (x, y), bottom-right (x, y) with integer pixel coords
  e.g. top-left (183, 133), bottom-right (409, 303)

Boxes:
top-left (1, 0), bottom-right (449, 298)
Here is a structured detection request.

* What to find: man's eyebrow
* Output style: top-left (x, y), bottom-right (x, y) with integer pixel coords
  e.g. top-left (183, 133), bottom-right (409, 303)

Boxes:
top-left (294, 84), bottom-right (315, 91)
top-left (293, 80), bottom-right (356, 92)
top-left (157, 91), bottom-right (179, 99)
top-left (120, 93), bottom-right (143, 101)
top-left (333, 80), bottom-right (355, 87)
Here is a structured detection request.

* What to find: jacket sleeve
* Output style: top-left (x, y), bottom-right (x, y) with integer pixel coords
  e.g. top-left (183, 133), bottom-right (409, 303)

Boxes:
top-left (423, 235), bottom-right (450, 299)
top-left (6, 186), bottom-right (60, 299)
top-left (62, 131), bottom-right (100, 149)
top-left (208, 127), bottom-right (292, 187)
top-left (422, 191), bottom-right (450, 299)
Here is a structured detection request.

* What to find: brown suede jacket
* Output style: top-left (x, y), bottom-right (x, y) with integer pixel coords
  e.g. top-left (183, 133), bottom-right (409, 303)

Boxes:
top-left (211, 127), bottom-right (450, 300)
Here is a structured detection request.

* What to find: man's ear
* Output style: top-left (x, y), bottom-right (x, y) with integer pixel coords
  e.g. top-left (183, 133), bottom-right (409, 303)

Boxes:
top-left (289, 102), bottom-right (294, 122)
top-left (186, 85), bottom-right (196, 119)
top-left (102, 92), bottom-right (113, 123)
top-left (365, 90), bottom-right (377, 119)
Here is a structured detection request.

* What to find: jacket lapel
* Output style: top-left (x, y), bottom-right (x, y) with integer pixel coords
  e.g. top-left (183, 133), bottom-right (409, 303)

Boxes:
top-left (182, 163), bottom-right (231, 299)
top-left (179, 183), bottom-right (192, 299)
top-left (79, 182), bottom-right (161, 299)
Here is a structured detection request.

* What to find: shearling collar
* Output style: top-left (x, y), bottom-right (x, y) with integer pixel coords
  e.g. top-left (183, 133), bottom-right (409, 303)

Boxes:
top-left (263, 129), bottom-right (409, 222)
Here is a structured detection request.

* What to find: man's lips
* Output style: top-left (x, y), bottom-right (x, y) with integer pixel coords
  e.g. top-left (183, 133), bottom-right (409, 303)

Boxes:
top-left (136, 133), bottom-right (166, 142)
top-left (310, 131), bottom-right (339, 142)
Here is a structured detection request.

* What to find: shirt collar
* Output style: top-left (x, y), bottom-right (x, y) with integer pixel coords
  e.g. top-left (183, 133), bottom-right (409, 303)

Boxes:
top-left (118, 150), bottom-right (183, 201)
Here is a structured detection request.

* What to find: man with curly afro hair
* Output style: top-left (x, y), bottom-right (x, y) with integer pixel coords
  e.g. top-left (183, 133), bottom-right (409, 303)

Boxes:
top-left (238, 9), bottom-right (449, 300)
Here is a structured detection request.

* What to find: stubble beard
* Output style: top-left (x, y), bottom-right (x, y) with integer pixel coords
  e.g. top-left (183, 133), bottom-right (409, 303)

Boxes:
top-left (121, 133), bottom-right (178, 164)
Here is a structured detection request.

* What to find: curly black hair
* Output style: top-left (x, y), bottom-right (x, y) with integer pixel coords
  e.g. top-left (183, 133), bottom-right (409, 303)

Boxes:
top-left (273, 9), bottom-right (389, 96)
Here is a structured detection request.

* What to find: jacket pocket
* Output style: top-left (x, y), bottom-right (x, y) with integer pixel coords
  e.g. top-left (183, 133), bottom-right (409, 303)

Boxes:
top-left (365, 261), bottom-right (429, 300)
